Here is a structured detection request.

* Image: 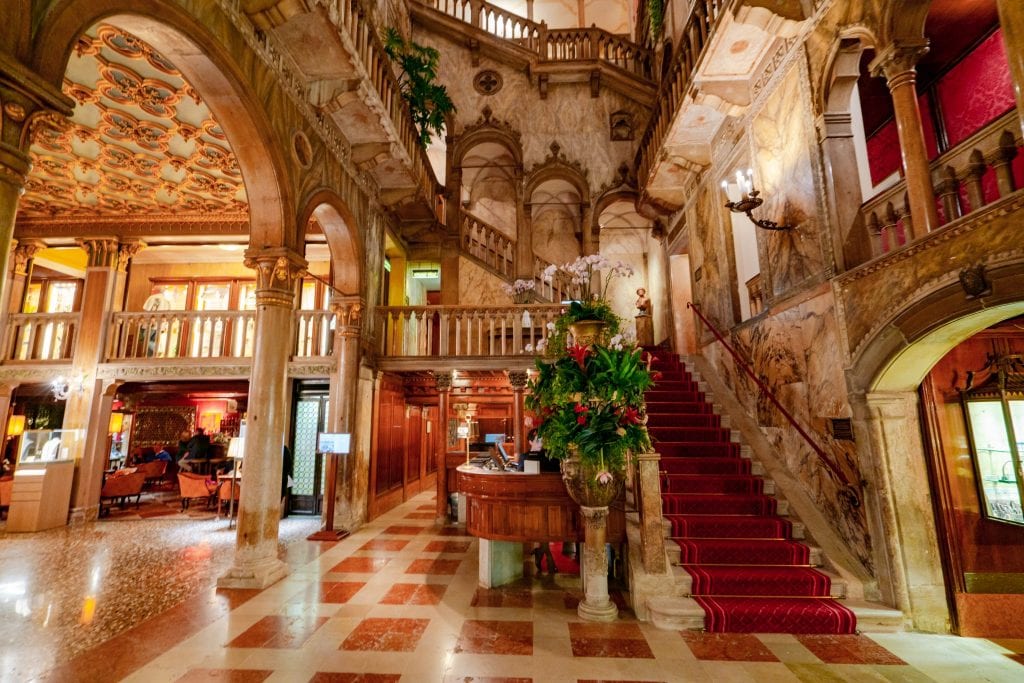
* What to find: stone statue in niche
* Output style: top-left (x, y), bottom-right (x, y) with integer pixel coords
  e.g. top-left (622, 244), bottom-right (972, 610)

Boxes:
top-left (635, 287), bottom-right (653, 346)
top-left (610, 111), bottom-right (634, 141)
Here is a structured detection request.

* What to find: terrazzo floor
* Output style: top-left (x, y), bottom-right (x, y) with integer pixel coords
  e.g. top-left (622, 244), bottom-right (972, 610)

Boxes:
top-left (1, 493), bottom-right (1023, 682)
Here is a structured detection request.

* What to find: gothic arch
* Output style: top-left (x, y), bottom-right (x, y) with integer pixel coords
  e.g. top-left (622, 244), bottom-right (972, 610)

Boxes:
top-left (880, 0), bottom-right (932, 46)
top-left (524, 142), bottom-right (590, 205)
top-left (31, 0), bottom-right (296, 251)
top-left (298, 189), bottom-right (363, 297)
top-left (450, 106), bottom-right (523, 171)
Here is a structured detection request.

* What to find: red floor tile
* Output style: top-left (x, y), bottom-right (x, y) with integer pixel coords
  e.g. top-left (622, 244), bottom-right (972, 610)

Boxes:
top-left (449, 678), bottom-right (532, 682)
top-left (578, 680), bottom-right (666, 683)
top-left (681, 632), bottom-right (778, 662)
top-left (176, 668), bottom-right (272, 682)
top-left (359, 539), bottom-right (410, 552)
top-left (382, 525), bottom-right (428, 535)
top-left (341, 617), bottom-right (430, 652)
top-left (330, 557), bottom-right (391, 573)
top-left (406, 558), bottom-right (461, 575)
top-left (405, 512), bottom-right (436, 519)
top-left (1009, 654), bottom-right (1024, 666)
top-left (227, 615), bottom-right (328, 649)
top-left (424, 540), bottom-right (472, 553)
top-left (568, 623), bottom-right (654, 659)
top-left (309, 674), bottom-right (401, 683)
top-left (436, 527), bottom-right (471, 536)
top-left (417, 504), bottom-right (436, 511)
top-left (471, 587), bottom-right (533, 608)
top-left (379, 583), bottom-right (447, 605)
top-left (795, 635), bottom-right (906, 665)
top-left (319, 581), bottom-right (366, 604)
top-left (455, 619), bottom-right (533, 655)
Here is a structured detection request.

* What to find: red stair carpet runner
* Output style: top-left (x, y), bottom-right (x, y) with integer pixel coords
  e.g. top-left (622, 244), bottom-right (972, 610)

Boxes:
top-left (645, 351), bottom-right (856, 634)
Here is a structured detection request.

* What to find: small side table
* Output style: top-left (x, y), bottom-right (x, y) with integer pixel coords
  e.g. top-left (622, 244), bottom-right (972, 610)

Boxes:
top-left (218, 470), bottom-right (241, 528)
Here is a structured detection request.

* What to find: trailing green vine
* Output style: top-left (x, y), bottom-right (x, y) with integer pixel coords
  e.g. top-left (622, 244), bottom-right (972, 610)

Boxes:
top-left (647, 0), bottom-right (665, 43)
top-left (382, 27), bottom-right (456, 147)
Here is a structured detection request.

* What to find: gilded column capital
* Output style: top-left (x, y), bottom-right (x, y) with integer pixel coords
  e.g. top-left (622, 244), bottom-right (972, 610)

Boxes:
top-left (243, 247), bottom-right (306, 308)
top-left (76, 237), bottom-right (120, 268)
top-left (870, 41), bottom-right (930, 87)
top-left (434, 371), bottom-right (453, 392)
top-left (12, 239), bottom-right (45, 275)
top-left (507, 370), bottom-right (529, 390)
top-left (330, 297), bottom-right (364, 333)
top-left (116, 240), bottom-right (146, 272)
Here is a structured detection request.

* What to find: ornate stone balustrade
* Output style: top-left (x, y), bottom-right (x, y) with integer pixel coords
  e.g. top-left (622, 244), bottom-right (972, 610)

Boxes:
top-left (1, 312), bottom-right (79, 362)
top-left (857, 110), bottom-right (1023, 266)
top-left (461, 212), bottom-right (515, 278)
top-left (532, 255), bottom-right (574, 303)
top-left (376, 304), bottom-right (564, 359)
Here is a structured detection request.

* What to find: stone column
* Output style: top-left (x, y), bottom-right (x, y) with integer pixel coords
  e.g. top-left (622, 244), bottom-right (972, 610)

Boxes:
top-left (439, 236), bottom-right (461, 305)
top-left (0, 239), bottom-right (44, 346)
top-left (871, 42), bottom-right (940, 239)
top-left (508, 370), bottom-right (528, 455)
top-left (434, 371), bottom-right (452, 523)
top-left (327, 297), bottom-right (363, 531)
top-left (0, 382), bottom-right (14, 439)
top-left (66, 238), bottom-right (121, 522)
top-left (635, 450), bottom-right (667, 573)
top-left (515, 186), bottom-right (533, 282)
top-left (581, 203), bottom-right (599, 295)
top-left (578, 505), bottom-right (618, 621)
top-left (820, 111), bottom-right (868, 268)
top-left (113, 240), bottom-right (145, 312)
top-left (997, 0), bottom-right (1024, 137)
top-left (856, 392), bottom-right (950, 632)
top-left (219, 248), bottom-right (305, 590)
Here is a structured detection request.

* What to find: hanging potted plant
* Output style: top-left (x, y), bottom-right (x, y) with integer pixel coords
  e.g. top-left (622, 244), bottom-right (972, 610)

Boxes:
top-left (383, 27), bottom-right (456, 147)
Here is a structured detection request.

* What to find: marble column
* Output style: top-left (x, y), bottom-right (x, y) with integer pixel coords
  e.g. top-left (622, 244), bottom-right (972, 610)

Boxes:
top-left (871, 42), bottom-right (940, 239)
top-left (635, 450), bottom-right (667, 573)
top-left (66, 238), bottom-right (121, 522)
top-left (855, 392), bottom-right (950, 632)
top-left (219, 248), bottom-right (305, 590)
top-left (0, 239), bottom-right (44, 345)
top-left (327, 297), bottom-right (363, 531)
top-left (434, 371), bottom-right (452, 523)
top-left (581, 203), bottom-right (599, 294)
top-left (0, 382), bottom-right (14, 440)
top-left (820, 111), bottom-right (868, 269)
top-left (997, 0), bottom-right (1024, 137)
top-left (578, 505), bottom-right (618, 621)
top-left (508, 370), bottom-right (528, 455)
top-left (514, 183), bottom-right (532, 282)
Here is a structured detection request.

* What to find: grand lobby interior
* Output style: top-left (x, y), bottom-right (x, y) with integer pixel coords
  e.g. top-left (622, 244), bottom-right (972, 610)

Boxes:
top-left (2, 0), bottom-right (1024, 681)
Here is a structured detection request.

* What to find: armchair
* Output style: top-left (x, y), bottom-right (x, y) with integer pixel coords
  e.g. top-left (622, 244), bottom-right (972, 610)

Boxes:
top-left (135, 460), bottom-right (168, 488)
top-left (178, 472), bottom-right (215, 511)
top-left (0, 476), bottom-right (12, 519)
top-left (99, 471), bottom-right (146, 516)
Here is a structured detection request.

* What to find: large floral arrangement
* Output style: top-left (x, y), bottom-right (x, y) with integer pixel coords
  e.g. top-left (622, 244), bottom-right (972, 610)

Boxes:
top-left (526, 256), bottom-right (658, 484)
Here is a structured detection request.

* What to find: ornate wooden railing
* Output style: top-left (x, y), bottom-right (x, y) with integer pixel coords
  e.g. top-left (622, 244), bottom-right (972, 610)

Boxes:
top-left (461, 212), bottom-right (515, 278)
top-left (1, 312), bottom-right (79, 362)
top-left (376, 304), bottom-right (564, 358)
top-left (746, 274), bottom-right (764, 317)
top-left (533, 255), bottom-right (575, 303)
top-left (857, 110), bottom-right (1023, 266)
top-left (294, 309), bottom-right (336, 358)
top-left (419, 0), bottom-right (651, 80)
top-left (635, 0), bottom-right (728, 185)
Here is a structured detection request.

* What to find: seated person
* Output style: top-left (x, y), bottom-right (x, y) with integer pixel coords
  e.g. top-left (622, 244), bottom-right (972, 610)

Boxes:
top-left (178, 428), bottom-right (211, 471)
top-left (139, 447), bottom-right (157, 463)
top-left (154, 445), bottom-right (173, 462)
top-left (517, 429), bottom-right (560, 472)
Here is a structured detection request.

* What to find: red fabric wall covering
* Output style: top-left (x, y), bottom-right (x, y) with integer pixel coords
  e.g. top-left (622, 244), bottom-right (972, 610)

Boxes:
top-left (936, 29), bottom-right (1015, 147)
top-left (865, 93), bottom-right (939, 187)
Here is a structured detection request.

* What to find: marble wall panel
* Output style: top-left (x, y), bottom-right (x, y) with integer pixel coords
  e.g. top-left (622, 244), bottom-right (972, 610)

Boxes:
top-left (690, 179), bottom-right (735, 334)
top-left (533, 206), bottom-right (582, 266)
top-left (752, 64), bottom-right (826, 297)
top-left (459, 256), bottom-right (509, 306)
top-left (413, 29), bottom-right (647, 194)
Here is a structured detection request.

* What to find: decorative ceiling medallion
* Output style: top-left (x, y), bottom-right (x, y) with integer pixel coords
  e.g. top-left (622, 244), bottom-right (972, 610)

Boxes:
top-left (473, 70), bottom-right (503, 96)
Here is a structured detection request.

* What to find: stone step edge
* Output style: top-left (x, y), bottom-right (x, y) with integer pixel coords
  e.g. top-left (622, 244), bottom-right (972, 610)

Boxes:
top-left (661, 517), bottom-right (806, 540)
top-left (669, 564), bottom-right (848, 599)
top-left (666, 542), bottom-right (824, 568)
top-left (645, 596), bottom-right (903, 633)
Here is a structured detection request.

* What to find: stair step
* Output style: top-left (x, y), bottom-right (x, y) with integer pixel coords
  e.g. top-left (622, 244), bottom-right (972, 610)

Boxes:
top-left (645, 413), bottom-right (720, 428)
top-left (670, 565), bottom-right (847, 599)
top-left (657, 442), bottom-right (741, 458)
top-left (661, 474), bottom-right (771, 496)
top-left (664, 514), bottom-right (793, 539)
top-left (673, 539), bottom-right (813, 565)
top-left (647, 426), bottom-right (733, 442)
top-left (845, 600), bottom-right (905, 632)
top-left (663, 493), bottom-right (783, 516)
top-left (660, 457), bottom-right (751, 475)
top-left (644, 401), bottom-right (713, 415)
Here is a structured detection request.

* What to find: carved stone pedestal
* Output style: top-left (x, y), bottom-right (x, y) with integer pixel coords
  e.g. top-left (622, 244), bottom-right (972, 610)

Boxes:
top-left (578, 505), bottom-right (618, 622)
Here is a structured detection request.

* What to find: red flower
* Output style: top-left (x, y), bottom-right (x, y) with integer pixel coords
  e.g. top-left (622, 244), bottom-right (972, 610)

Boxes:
top-left (620, 406), bottom-right (641, 425)
top-left (568, 343), bottom-right (591, 368)
top-left (574, 403), bottom-right (589, 414)
top-left (651, 371), bottom-right (663, 382)
top-left (577, 415), bottom-right (587, 425)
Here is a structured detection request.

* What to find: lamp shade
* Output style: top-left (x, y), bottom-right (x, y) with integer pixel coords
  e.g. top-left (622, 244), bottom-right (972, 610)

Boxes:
top-left (227, 436), bottom-right (245, 460)
top-left (7, 414), bottom-right (26, 437)
top-left (108, 412), bottom-right (124, 435)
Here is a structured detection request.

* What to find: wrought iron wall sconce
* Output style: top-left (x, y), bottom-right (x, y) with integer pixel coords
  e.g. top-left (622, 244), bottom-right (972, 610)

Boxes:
top-left (721, 169), bottom-right (792, 231)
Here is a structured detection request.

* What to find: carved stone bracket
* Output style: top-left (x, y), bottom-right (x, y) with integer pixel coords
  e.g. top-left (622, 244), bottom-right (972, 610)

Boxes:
top-left (243, 247), bottom-right (307, 307)
top-left (434, 371), bottom-right (453, 392)
top-left (507, 370), bottom-right (529, 390)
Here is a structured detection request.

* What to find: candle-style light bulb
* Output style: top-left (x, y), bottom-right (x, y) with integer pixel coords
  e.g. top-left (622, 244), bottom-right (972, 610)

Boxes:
top-left (720, 179), bottom-right (729, 195)
top-left (746, 168), bottom-right (754, 193)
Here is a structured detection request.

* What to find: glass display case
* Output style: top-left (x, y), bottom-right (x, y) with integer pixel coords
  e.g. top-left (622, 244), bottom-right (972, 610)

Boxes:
top-left (18, 429), bottom-right (80, 463)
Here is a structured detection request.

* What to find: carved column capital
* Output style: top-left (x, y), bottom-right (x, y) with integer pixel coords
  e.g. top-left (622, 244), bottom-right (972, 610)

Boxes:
top-left (507, 370), bottom-right (529, 390)
top-left (12, 239), bottom-right (46, 275)
top-left (434, 371), bottom-right (453, 392)
top-left (330, 297), bottom-right (364, 334)
top-left (870, 41), bottom-right (930, 88)
top-left (243, 247), bottom-right (306, 308)
top-left (76, 237), bottom-right (120, 268)
top-left (116, 240), bottom-right (146, 272)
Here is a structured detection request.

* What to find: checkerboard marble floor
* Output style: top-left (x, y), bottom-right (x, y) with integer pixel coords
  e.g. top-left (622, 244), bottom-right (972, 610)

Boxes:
top-left (6, 492), bottom-right (1024, 682)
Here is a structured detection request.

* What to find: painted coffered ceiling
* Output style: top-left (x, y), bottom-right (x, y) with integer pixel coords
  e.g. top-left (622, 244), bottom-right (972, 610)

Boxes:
top-left (19, 24), bottom-right (247, 220)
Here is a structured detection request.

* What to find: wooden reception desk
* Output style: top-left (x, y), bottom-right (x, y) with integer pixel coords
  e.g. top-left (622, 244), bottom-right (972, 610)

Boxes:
top-left (456, 464), bottom-right (624, 544)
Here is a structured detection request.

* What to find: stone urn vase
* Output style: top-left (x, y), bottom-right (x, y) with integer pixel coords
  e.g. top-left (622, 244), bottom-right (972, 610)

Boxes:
top-left (567, 319), bottom-right (609, 347)
top-left (561, 453), bottom-right (623, 621)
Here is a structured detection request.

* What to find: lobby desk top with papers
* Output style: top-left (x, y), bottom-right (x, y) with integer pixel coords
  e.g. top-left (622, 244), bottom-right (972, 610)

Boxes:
top-left (455, 464), bottom-right (624, 544)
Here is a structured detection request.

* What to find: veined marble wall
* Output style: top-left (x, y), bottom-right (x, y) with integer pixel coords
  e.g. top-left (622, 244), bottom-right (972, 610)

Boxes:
top-left (413, 30), bottom-right (647, 195)
top-left (459, 256), bottom-right (511, 306)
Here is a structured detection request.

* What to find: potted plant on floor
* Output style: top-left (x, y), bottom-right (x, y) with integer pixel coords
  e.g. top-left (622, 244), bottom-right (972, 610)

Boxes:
top-left (527, 255), bottom-right (657, 621)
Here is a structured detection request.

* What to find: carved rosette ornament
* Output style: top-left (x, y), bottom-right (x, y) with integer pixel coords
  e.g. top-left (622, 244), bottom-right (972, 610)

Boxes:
top-left (243, 249), bottom-right (306, 308)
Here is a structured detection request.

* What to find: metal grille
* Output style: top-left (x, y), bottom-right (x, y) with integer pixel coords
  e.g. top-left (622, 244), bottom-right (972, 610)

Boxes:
top-left (292, 400), bottom-right (320, 495)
